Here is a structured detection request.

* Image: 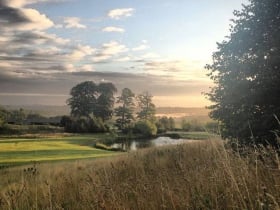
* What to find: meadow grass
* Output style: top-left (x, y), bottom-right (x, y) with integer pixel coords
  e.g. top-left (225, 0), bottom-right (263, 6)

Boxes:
top-left (0, 140), bottom-right (279, 209)
top-left (167, 131), bottom-right (218, 140)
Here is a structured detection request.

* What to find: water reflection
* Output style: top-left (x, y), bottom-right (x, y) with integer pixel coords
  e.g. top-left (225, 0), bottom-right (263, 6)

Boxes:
top-left (110, 137), bottom-right (186, 151)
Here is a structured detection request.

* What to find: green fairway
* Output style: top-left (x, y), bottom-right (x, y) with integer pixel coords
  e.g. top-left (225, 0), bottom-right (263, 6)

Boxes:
top-left (0, 134), bottom-right (120, 165)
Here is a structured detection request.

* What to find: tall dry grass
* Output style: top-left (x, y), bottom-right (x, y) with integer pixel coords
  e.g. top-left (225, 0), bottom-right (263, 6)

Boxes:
top-left (0, 140), bottom-right (279, 209)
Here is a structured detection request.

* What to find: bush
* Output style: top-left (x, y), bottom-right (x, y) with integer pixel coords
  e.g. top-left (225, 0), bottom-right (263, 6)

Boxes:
top-left (181, 119), bottom-right (205, 132)
top-left (181, 120), bottom-right (191, 131)
top-left (62, 116), bottom-right (108, 133)
top-left (133, 120), bottom-right (157, 137)
top-left (205, 121), bottom-right (220, 134)
top-left (156, 117), bottom-right (175, 133)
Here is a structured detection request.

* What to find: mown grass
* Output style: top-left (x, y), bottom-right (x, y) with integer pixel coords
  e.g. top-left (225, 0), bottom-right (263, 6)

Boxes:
top-left (0, 134), bottom-right (120, 165)
top-left (0, 140), bottom-right (279, 209)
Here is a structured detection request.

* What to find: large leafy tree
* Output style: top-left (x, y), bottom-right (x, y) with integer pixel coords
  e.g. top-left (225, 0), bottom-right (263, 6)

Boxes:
top-left (67, 81), bottom-right (117, 121)
top-left (67, 81), bottom-right (98, 118)
top-left (206, 0), bottom-right (280, 146)
top-left (137, 91), bottom-right (156, 122)
top-left (94, 82), bottom-right (117, 121)
top-left (115, 88), bottom-right (135, 131)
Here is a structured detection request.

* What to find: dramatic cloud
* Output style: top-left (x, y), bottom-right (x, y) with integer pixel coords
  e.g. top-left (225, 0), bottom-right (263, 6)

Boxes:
top-left (0, 1), bottom-right (95, 78)
top-left (107, 8), bottom-right (135, 19)
top-left (0, 2), bottom-right (54, 30)
top-left (64, 17), bottom-right (86, 29)
top-left (0, 70), bottom-right (211, 106)
top-left (102, 26), bottom-right (125, 33)
top-left (1, 0), bottom-right (65, 8)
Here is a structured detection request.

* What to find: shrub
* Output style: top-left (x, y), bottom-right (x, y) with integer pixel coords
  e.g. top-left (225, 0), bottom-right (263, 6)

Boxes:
top-left (156, 117), bottom-right (175, 133)
top-left (62, 116), bottom-right (108, 133)
top-left (205, 121), bottom-right (220, 134)
top-left (181, 120), bottom-right (191, 131)
top-left (133, 120), bottom-right (157, 137)
top-left (181, 119), bottom-right (205, 132)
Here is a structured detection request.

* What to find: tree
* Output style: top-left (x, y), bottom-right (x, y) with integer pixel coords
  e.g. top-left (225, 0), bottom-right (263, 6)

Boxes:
top-left (206, 0), bottom-right (280, 146)
top-left (9, 108), bottom-right (26, 124)
top-left (136, 91), bottom-right (156, 121)
top-left (67, 81), bottom-right (98, 118)
top-left (133, 120), bottom-right (157, 137)
top-left (67, 81), bottom-right (117, 122)
top-left (0, 106), bottom-right (8, 128)
top-left (115, 88), bottom-right (135, 131)
top-left (156, 116), bottom-right (175, 133)
top-left (95, 83), bottom-right (117, 121)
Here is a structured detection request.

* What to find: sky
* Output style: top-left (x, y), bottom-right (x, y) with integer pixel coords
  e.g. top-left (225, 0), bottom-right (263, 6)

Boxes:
top-left (0, 0), bottom-right (247, 107)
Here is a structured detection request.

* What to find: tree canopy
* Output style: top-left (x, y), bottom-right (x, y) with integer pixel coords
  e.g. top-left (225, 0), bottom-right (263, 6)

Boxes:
top-left (115, 88), bottom-right (135, 131)
top-left (136, 91), bottom-right (156, 122)
top-left (67, 81), bottom-right (117, 121)
top-left (67, 81), bottom-right (97, 118)
top-left (206, 0), bottom-right (280, 146)
top-left (94, 83), bottom-right (117, 121)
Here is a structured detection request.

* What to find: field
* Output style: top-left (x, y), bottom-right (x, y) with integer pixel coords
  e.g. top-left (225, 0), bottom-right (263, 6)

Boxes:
top-left (0, 134), bottom-right (120, 166)
top-left (0, 140), bottom-right (279, 209)
top-left (0, 131), bottom-right (213, 166)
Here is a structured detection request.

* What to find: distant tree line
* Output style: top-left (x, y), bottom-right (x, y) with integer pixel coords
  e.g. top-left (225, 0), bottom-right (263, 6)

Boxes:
top-left (0, 107), bottom-right (61, 127)
top-left (62, 81), bottom-right (175, 137)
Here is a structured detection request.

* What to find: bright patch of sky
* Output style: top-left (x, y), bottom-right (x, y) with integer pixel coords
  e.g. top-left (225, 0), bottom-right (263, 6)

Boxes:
top-left (0, 0), bottom-right (248, 106)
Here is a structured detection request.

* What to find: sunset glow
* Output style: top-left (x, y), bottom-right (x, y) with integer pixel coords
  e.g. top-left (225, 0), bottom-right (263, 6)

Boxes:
top-left (0, 0), bottom-right (247, 107)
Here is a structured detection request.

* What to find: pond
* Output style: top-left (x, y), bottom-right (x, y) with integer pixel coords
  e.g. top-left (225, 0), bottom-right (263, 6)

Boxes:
top-left (109, 136), bottom-right (195, 151)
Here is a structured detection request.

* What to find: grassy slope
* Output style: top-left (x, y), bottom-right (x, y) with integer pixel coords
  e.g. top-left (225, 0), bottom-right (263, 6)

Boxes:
top-left (0, 140), bottom-right (279, 210)
top-left (0, 134), bottom-right (119, 165)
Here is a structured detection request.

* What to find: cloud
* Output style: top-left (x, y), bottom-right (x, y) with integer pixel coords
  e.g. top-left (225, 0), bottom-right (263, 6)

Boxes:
top-left (102, 41), bottom-right (128, 55)
top-left (0, 0), bottom-right (95, 77)
top-left (2, 0), bottom-right (65, 8)
top-left (93, 41), bottom-right (128, 62)
top-left (107, 8), bottom-right (135, 19)
top-left (141, 52), bottom-right (160, 59)
top-left (132, 44), bottom-right (149, 51)
top-left (144, 60), bottom-right (186, 73)
top-left (115, 56), bottom-right (131, 62)
top-left (102, 26), bottom-right (125, 33)
top-left (79, 64), bottom-right (94, 72)
top-left (64, 17), bottom-right (86, 29)
top-left (0, 4), bottom-right (54, 30)
top-left (68, 44), bottom-right (95, 60)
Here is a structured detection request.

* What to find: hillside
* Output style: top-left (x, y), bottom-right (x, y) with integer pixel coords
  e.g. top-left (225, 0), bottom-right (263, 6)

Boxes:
top-left (4, 105), bottom-right (209, 118)
top-left (3, 105), bottom-right (70, 117)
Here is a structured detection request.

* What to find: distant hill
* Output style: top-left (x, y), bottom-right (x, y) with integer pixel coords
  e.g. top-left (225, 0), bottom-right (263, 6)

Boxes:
top-left (156, 107), bottom-right (209, 117)
top-left (4, 105), bottom-right (70, 117)
top-left (3, 105), bottom-right (210, 120)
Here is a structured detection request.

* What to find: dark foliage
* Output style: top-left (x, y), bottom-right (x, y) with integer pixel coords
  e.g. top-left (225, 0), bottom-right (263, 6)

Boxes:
top-left (61, 116), bottom-right (108, 133)
top-left (67, 81), bottom-right (117, 122)
top-left (156, 117), bottom-right (175, 133)
top-left (136, 92), bottom-right (156, 122)
top-left (115, 88), bottom-right (135, 132)
top-left (206, 0), bottom-right (280, 146)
